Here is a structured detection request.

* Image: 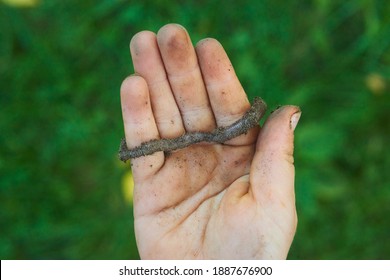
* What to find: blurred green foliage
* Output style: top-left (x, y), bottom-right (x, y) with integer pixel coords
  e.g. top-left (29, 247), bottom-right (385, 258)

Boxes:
top-left (1, 0), bottom-right (389, 259)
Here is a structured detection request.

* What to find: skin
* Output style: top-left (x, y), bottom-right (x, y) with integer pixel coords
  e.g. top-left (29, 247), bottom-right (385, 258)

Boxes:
top-left (120, 24), bottom-right (301, 259)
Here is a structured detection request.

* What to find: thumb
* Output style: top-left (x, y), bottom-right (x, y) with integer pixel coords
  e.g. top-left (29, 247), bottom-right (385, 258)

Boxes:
top-left (250, 105), bottom-right (301, 207)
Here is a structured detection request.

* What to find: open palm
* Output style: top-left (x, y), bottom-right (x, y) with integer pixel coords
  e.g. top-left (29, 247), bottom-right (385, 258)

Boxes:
top-left (120, 24), bottom-right (300, 259)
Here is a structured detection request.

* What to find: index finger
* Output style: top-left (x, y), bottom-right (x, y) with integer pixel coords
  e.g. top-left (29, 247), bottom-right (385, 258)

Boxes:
top-left (195, 38), bottom-right (259, 145)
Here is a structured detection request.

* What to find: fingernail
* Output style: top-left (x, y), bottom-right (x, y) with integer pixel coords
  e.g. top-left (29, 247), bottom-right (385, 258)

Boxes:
top-left (290, 111), bottom-right (301, 131)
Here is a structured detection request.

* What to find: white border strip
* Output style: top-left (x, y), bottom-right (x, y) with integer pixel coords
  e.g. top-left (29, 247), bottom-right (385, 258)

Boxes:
top-left (2, 260), bottom-right (390, 280)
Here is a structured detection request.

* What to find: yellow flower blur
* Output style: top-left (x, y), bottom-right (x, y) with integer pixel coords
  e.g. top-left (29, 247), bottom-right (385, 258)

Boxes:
top-left (1, 0), bottom-right (39, 7)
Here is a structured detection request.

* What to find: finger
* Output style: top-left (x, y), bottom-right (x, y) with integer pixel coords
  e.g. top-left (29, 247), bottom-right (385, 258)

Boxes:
top-left (195, 38), bottom-right (259, 145)
top-left (130, 31), bottom-right (185, 139)
top-left (120, 75), bottom-right (164, 181)
top-left (250, 106), bottom-right (301, 209)
top-left (157, 24), bottom-right (215, 132)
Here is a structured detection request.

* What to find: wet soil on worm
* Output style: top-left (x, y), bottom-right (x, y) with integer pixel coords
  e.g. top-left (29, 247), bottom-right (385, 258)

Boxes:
top-left (118, 97), bottom-right (267, 162)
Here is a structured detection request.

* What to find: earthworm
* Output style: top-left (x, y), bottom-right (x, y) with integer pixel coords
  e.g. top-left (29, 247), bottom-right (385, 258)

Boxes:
top-left (118, 97), bottom-right (267, 162)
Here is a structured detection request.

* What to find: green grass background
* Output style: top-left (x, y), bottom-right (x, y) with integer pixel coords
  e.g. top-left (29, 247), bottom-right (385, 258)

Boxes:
top-left (1, 0), bottom-right (389, 259)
